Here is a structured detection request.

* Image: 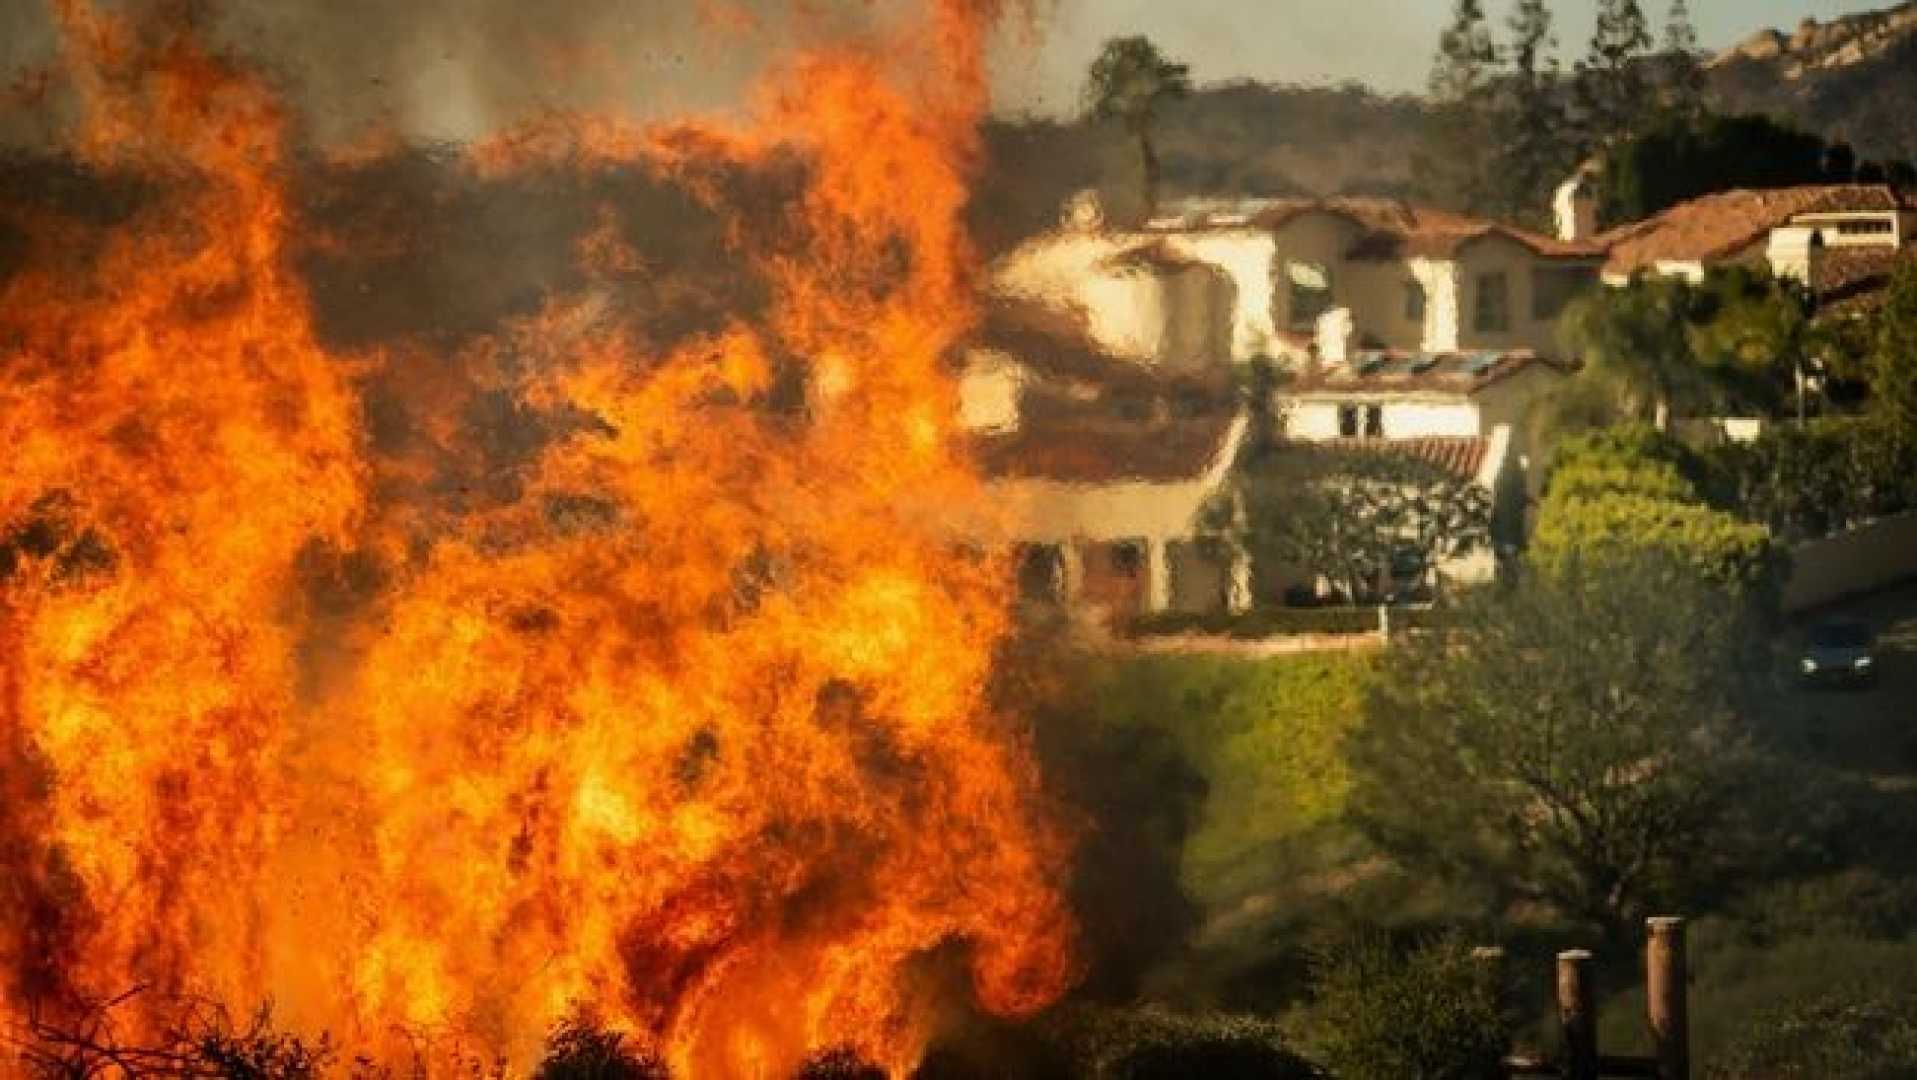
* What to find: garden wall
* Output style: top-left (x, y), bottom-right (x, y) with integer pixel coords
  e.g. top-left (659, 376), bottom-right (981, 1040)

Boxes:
top-left (1783, 510), bottom-right (1917, 613)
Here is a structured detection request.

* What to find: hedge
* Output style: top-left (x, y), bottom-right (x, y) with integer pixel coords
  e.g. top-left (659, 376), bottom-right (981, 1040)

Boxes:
top-left (1129, 605), bottom-right (1446, 640)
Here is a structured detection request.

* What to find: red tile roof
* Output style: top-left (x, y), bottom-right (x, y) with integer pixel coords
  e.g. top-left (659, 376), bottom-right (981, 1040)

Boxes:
top-left (1597, 185), bottom-right (1913, 278)
top-left (1148, 196), bottom-right (1602, 261)
top-left (1282, 349), bottom-right (1571, 398)
top-left (973, 411), bottom-right (1242, 485)
top-left (1303, 436), bottom-right (1492, 481)
top-left (1814, 244), bottom-right (1917, 317)
top-left (972, 298), bottom-right (1230, 396)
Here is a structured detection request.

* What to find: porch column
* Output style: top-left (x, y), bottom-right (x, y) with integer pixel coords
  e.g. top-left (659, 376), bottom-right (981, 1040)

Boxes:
top-left (1143, 538), bottom-right (1171, 614)
top-left (1057, 541), bottom-right (1085, 605)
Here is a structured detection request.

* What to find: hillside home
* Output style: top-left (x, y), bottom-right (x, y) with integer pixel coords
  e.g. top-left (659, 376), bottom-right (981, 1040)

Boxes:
top-left (1587, 183), bottom-right (1917, 312)
top-left (993, 194), bottom-right (1607, 369)
top-left (957, 301), bottom-right (1251, 623)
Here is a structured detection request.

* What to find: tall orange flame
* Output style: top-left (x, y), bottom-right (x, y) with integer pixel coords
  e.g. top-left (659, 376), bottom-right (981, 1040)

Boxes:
top-left (0, 1), bottom-right (1075, 1076)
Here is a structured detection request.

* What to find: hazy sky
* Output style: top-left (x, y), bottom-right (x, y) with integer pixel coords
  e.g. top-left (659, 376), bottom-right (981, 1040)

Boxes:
top-left (990, 0), bottom-right (1895, 113)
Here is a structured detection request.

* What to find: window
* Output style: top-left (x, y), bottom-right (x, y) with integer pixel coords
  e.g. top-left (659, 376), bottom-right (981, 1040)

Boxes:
top-left (1403, 280), bottom-right (1426, 323)
top-left (1474, 271), bottom-right (1510, 333)
top-left (1364, 404), bottom-right (1384, 439)
top-left (1837, 219), bottom-right (1894, 236)
top-left (1338, 404), bottom-right (1360, 438)
top-left (1111, 541), bottom-right (1144, 578)
top-left (1532, 266), bottom-right (1598, 321)
top-left (1287, 260), bottom-right (1335, 330)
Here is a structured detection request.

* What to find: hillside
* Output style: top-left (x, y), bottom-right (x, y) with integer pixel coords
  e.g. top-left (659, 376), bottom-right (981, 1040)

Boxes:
top-left (973, 3), bottom-right (1917, 253)
top-left (1707, 3), bottom-right (1917, 168)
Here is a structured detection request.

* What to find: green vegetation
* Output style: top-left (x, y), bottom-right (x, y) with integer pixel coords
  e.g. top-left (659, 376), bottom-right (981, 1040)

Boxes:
top-left (1211, 446), bottom-right (1491, 607)
top-left (1596, 112), bottom-right (1831, 225)
top-left (1295, 935), bottom-right (1509, 1080)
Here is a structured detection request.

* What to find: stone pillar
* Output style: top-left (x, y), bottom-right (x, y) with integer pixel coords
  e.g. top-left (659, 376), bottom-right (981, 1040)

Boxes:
top-left (1647, 917), bottom-right (1689, 1080)
top-left (1227, 544), bottom-right (1253, 614)
top-left (1558, 949), bottom-right (1597, 1080)
top-left (1142, 538), bottom-right (1171, 614)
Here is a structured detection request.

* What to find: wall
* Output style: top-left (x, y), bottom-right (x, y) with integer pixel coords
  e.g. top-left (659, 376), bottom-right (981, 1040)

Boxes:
top-left (1268, 212), bottom-right (1364, 339)
top-left (1282, 395), bottom-right (1483, 440)
top-left (979, 414), bottom-right (1251, 546)
top-left (958, 352), bottom-right (1021, 432)
top-left (1168, 230), bottom-right (1280, 360)
top-left (1783, 511), bottom-right (1917, 613)
top-left (1453, 235), bottom-right (1595, 355)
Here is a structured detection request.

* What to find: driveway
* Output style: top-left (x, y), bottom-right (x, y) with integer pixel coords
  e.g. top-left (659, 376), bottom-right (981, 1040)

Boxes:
top-left (1779, 578), bottom-right (1917, 781)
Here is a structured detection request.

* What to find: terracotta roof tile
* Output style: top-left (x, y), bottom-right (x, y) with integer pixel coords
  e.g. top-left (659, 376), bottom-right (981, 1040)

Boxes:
top-left (1598, 185), bottom-right (1913, 277)
top-left (973, 411), bottom-right (1241, 484)
top-left (1282, 349), bottom-right (1571, 398)
top-left (1814, 244), bottom-right (1917, 317)
top-left (972, 298), bottom-right (1229, 395)
top-left (1302, 436), bottom-right (1491, 481)
top-left (1147, 196), bottom-right (1602, 261)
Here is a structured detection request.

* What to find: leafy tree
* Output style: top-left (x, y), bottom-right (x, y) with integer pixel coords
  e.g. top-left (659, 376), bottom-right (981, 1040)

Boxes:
top-left (1559, 275), bottom-right (1700, 431)
top-left (1574, 0), bottom-right (1656, 149)
top-left (1420, 0), bottom-right (1500, 213)
top-left (1215, 447), bottom-right (1491, 605)
top-left (1722, 416), bottom-right (1917, 541)
top-left (1532, 425), bottom-right (1776, 593)
top-left (1349, 551), bottom-right (1773, 937)
top-left (1710, 986), bottom-right (1917, 1079)
top-left (1867, 260), bottom-right (1917, 444)
top-left (1596, 112), bottom-right (1829, 225)
top-left (1299, 934), bottom-right (1509, 1080)
top-left (1082, 37), bottom-right (1192, 221)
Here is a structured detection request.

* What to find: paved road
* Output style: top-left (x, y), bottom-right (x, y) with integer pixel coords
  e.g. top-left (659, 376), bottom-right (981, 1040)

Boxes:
top-left (1781, 579), bottom-right (1917, 780)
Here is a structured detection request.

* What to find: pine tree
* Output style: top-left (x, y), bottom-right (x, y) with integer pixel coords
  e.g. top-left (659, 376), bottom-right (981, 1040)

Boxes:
top-left (1421, 0), bottom-right (1500, 212)
top-left (1659, 0), bottom-right (1707, 117)
top-left (1575, 0), bottom-right (1655, 150)
top-left (1492, 0), bottom-right (1575, 226)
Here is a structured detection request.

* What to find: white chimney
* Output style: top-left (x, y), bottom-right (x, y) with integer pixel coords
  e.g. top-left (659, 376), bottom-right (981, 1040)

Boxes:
top-left (1554, 173), bottom-right (1598, 244)
top-left (1767, 226), bottom-right (1826, 288)
top-left (1316, 307), bottom-right (1355, 367)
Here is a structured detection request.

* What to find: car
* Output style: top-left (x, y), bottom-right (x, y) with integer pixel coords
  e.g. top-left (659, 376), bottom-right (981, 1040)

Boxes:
top-left (1799, 618), bottom-right (1878, 688)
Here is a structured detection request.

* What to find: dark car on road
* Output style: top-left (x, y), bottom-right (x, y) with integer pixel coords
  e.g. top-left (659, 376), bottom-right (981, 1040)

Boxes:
top-left (1800, 619), bottom-right (1878, 688)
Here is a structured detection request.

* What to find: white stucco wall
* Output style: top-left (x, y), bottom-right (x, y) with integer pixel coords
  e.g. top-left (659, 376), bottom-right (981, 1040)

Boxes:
top-left (958, 351), bottom-right (1022, 433)
top-left (981, 415), bottom-right (1250, 545)
top-left (1269, 212), bottom-right (1365, 338)
top-left (1165, 230), bottom-right (1280, 361)
top-left (1282, 396), bottom-right (1484, 440)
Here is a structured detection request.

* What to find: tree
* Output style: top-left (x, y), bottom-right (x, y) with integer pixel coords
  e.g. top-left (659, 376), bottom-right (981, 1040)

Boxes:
top-left (1530, 425), bottom-right (1777, 594)
top-left (1657, 0), bottom-right (1706, 117)
top-left (1348, 551), bottom-right (1773, 937)
top-left (1082, 37), bottom-right (1192, 222)
top-left (1867, 260), bottom-right (1917, 445)
top-left (1490, 0), bottom-right (1575, 226)
top-left (1420, 0), bottom-right (1500, 213)
top-left (1214, 447), bottom-right (1491, 605)
top-left (1596, 112), bottom-right (1829, 225)
top-left (1559, 275), bottom-right (1700, 431)
top-left (1574, 0), bottom-right (1656, 149)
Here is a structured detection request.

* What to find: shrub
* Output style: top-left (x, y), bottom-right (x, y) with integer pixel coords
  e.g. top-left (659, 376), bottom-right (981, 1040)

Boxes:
top-left (1709, 985), bottom-right (1917, 1079)
top-left (1297, 934), bottom-right (1508, 1080)
top-left (1044, 1006), bottom-right (1318, 1080)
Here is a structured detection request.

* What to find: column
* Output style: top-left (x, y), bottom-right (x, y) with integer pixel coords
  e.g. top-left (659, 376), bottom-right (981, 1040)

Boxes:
top-left (1142, 538), bottom-right (1171, 614)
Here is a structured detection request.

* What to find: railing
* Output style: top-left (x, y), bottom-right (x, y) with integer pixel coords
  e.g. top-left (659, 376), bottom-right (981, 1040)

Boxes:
top-left (1491, 917), bottom-right (1689, 1080)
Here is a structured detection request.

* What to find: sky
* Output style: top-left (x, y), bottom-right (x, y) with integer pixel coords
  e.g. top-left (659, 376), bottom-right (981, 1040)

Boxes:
top-left (988, 0), bottom-right (1898, 113)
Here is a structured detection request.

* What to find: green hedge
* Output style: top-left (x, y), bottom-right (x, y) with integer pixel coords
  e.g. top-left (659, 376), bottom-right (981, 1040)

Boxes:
top-left (1130, 606), bottom-right (1446, 639)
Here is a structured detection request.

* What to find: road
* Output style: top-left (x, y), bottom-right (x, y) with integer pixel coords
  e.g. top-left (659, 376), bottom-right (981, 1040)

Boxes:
top-left (1780, 578), bottom-right (1917, 782)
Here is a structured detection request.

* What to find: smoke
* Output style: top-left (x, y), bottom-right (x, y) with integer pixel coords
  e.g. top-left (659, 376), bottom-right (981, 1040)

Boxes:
top-left (0, 0), bottom-right (940, 147)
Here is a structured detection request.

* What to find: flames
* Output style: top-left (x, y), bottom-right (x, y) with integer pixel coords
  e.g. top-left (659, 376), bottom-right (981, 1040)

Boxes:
top-left (0, 1), bottom-right (1075, 1075)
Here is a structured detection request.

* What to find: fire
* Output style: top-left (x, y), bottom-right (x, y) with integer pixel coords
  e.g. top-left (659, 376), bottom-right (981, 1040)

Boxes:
top-left (0, 0), bottom-right (1076, 1076)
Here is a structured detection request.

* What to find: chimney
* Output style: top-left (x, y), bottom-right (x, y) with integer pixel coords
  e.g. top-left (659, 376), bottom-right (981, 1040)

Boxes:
top-left (1316, 306), bottom-right (1355, 367)
top-left (1554, 172), bottom-right (1598, 244)
top-left (1767, 225), bottom-right (1826, 289)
